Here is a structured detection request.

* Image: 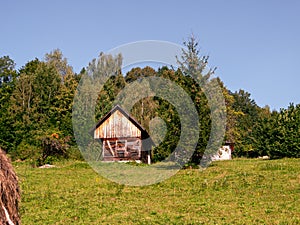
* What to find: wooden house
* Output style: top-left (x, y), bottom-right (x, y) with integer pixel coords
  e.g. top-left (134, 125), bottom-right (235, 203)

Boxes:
top-left (92, 105), bottom-right (152, 164)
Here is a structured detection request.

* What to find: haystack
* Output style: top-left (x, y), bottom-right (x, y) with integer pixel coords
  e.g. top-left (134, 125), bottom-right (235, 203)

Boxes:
top-left (0, 148), bottom-right (20, 225)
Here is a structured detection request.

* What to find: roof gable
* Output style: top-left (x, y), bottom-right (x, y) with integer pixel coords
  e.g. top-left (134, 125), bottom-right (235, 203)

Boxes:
top-left (92, 105), bottom-right (154, 140)
top-left (94, 105), bottom-right (146, 132)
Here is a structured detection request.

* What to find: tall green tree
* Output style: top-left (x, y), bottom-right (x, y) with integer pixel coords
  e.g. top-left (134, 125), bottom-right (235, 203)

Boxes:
top-left (45, 49), bottom-right (79, 138)
top-left (176, 35), bottom-right (226, 164)
top-left (0, 56), bottom-right (17, 150)
top-left (73, 52), bottom-right (123, 160)
top-left (176, 34), bottom-right (215, 83)
top-left (252, 104), bottom-right (300, 158)
top-left (229, 89), bottom-right (264, 157)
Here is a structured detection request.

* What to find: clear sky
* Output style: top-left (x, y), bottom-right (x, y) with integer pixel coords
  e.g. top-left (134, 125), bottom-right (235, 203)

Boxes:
top-left (1, 0), bottom-right (299, 110)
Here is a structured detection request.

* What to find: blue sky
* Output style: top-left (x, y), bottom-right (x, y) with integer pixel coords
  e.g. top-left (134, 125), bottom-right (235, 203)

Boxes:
top-left (1, 0), bottom-right (299, 110)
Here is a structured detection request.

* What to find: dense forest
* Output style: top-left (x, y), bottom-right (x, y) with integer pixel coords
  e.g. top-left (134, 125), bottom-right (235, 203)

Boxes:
top-left (0, 38), bottom-right (299, 165)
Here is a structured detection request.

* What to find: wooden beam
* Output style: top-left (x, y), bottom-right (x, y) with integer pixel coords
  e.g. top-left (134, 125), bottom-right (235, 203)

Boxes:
top-left (107, 140), bottom-right (115, 157)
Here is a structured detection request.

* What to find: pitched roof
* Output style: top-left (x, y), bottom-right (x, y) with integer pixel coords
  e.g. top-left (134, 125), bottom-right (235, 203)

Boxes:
top-left (92, 104), bottom-right (147, 132)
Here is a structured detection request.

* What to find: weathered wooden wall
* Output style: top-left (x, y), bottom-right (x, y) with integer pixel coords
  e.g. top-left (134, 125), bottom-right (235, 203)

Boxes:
top-left (94, 110), bottom-right (141, 139)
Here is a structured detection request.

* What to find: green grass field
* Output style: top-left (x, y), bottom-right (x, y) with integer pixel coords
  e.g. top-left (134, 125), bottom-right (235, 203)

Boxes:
top-left (15, 158), bottom-right (299, 225)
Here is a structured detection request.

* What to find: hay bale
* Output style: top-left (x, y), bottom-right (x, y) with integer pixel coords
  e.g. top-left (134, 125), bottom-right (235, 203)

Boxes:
top-left (0, 148), bottom-right (21, 225)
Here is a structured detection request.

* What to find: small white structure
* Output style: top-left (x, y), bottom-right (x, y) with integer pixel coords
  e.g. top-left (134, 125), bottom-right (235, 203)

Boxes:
top-left (211, 144), bottom-right (232, 161)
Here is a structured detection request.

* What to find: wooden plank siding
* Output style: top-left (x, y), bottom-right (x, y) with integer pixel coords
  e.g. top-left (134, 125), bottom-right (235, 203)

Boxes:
top-left (94, 110), bottom-right (141, 139)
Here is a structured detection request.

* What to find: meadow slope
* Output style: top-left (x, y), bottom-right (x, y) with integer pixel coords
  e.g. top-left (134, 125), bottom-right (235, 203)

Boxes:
top-left (15, 159), bottom-right (299, 225)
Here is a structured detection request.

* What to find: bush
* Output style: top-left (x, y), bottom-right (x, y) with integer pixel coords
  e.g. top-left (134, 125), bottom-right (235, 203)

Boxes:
top-left (12, 141), bottom-right (41, 161)
top-left (66, 146), bottom-right (84, 161)
top-left (33, 132), bottom-right (71, 165)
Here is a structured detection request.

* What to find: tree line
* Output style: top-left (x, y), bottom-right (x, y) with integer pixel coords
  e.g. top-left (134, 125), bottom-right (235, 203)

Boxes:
top-left (0, 38), bottom-right (299, 165)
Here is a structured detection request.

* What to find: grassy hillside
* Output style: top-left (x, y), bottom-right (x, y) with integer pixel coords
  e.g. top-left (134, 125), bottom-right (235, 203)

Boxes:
top-left (15, 159), bottom-right (299, 224)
